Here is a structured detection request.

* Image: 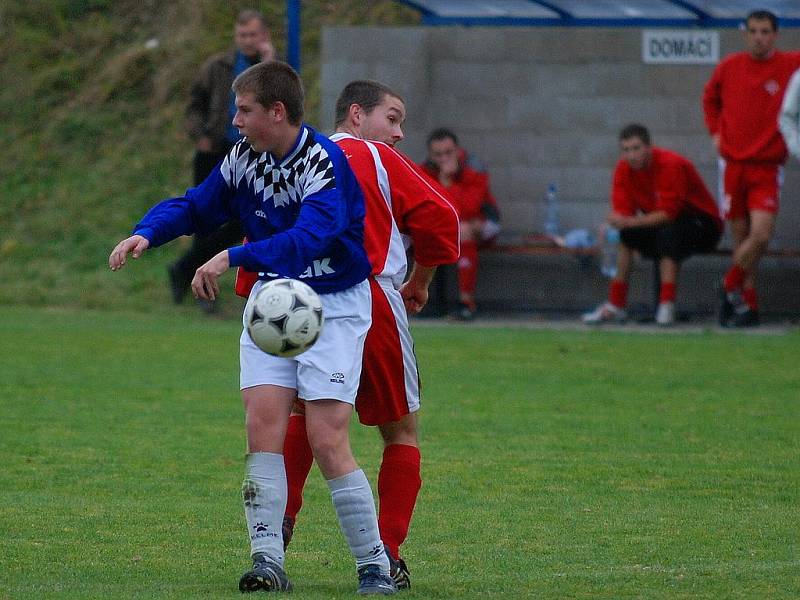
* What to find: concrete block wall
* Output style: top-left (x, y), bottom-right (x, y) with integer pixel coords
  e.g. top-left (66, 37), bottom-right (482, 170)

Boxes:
top-left (321, 26), bottom-right (800, 316)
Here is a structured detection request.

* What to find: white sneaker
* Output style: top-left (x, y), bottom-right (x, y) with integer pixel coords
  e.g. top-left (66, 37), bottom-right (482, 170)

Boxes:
top-left (582, 302), bottom-right (627, 324)
top-left (655, 301), bottom-right (675, 326)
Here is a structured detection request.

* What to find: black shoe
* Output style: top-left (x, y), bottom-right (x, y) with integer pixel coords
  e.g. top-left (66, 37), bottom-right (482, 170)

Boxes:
top-left (385, 548), bottom-right (410, 590)
top-left (167, 264), bottom-right (190, 304)
top-left (238, 554), bottom-right (293, 593)
top-left (727, 308), bottom-right (760, 328)
top-left (357, 564), bottom-right (397, 595)
top-left (450, 303), bottom-right (475, 321)
top-left (718, 287), bottom-right (733, 327)
top-left (196, 298), bottom-right (217, 314)
top-left (282, 516), bottom-right (294, 551)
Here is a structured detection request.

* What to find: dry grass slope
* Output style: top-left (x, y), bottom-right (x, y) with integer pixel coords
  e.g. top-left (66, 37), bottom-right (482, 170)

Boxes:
top-left (0, 0), bottom-right (418, 311)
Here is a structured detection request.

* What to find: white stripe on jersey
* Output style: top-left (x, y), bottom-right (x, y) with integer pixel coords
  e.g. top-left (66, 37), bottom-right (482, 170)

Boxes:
top-left (363, 140), bottom-right (410, 288)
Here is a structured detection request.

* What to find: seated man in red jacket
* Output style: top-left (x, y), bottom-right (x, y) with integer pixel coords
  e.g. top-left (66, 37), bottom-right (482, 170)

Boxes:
top-left (422, 128), bottom-right (500, 320)
top-left (583, 124), bottom-right (722, 326)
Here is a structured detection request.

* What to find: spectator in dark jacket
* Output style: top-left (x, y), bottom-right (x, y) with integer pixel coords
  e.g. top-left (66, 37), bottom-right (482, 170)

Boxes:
top-left (169, 9), bottom-right (274, 311)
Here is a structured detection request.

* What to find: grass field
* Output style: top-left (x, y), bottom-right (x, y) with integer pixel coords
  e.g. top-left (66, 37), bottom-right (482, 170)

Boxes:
top-left (1, 306), bottom-right (799, 599)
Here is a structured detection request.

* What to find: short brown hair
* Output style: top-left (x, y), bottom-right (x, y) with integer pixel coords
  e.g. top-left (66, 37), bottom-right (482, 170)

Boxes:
top-left (232, 61), bottom-right (304, 126)
top-left (619, 123), bottom-right (651, 145)
top-left (236, 9), bottom-right (268, 30)
top-left (334, 80), bottom-right (403, 127)
top-left (427, 127), bottom-right (459, 147)
top-left (746, 10), bottom-right (778, 32)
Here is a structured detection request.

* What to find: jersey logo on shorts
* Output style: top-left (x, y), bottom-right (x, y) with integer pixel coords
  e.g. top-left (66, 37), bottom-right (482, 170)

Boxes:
top-left (330, 372), bottom-right (345, 384)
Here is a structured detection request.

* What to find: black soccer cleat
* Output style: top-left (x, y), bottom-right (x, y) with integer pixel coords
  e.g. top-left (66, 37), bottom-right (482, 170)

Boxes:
top-left (357, 564), bottom-right (397, 595)
top-left (385, 548), bottom-right (411, 590)
top-left (450, 302), bottom-right (475, 321)
top-left (727, 307), bottom-right (760, 328)
top-left (239, 554), bottom-right (293, 593)
top-left (718, 287), bottom-right (733, 327)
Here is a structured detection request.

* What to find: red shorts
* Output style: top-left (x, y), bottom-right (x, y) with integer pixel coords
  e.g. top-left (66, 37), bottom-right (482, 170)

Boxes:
top-left (720, 160), bottom-right (782, 220)
top-left (355, 277), bottom-right (420, 426)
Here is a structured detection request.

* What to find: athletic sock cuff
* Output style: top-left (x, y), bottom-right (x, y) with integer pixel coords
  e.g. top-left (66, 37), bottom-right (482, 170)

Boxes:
top-left (246, 451), bottom-right (285, 473)
top-left (383, 444), bottom-right (421, 465)
top-left (326, 469), bottom-right (368, 492)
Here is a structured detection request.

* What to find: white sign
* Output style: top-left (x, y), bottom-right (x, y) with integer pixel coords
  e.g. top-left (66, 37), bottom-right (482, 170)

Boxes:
top-left (642, 30), bottom-right (719, 64)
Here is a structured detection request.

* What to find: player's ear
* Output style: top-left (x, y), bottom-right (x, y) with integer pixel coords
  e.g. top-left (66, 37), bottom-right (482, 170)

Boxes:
top-left (348, 103), bottom-right (362, 126)
top-left (271, 101), bottom-right (287, 122)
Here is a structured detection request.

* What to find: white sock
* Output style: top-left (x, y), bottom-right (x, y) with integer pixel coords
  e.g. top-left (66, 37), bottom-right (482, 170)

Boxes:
top-left (327, 469), bottom-right (390, 572)
top-left (242, 452), bottom-right (286, 565)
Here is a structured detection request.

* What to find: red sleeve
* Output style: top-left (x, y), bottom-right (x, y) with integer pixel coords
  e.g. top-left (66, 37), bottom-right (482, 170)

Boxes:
top-left (652, 160), bottom-right (688, 220)
top-left (702, 61), bottom-right (724, 135)
top-left (611, 161), bottom-right (636, 216)
top-left (379, 146), bottom-right (460, 267)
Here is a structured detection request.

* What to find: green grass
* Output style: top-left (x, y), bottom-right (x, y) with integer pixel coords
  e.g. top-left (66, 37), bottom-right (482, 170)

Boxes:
top-left (1, 307), bottom-right (798, 598)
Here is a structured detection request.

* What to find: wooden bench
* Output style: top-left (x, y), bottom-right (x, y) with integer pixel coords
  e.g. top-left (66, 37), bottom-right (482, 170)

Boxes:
top-left (485, 234), bottom-right (800, 259)
top-left (475, 235), bottom-right (800, 315)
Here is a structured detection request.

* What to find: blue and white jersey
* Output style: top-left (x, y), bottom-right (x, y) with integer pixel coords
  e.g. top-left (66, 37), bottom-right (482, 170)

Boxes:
top-left (134, 125), bottom-right (370, 294)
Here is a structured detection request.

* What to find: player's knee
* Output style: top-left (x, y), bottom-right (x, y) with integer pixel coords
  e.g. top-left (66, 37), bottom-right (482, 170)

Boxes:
top-left (749, 229), bottom-right (771, 248)
top-left (378, 414), bottom-right (419, 446)
top-left (307, 432), bottom-right (348, 471)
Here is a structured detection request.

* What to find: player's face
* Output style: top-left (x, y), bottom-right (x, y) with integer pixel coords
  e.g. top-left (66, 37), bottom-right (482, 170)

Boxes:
top-left (358, 95), bottom-right (406, 146)
top-left (428, 138), bottom-right (459, 177)
top-left (235, 18), bottom-right (269, 59)
top-left (744, 18), bottom-right (777, 59)
top-left (233, 92), bottom-right (279, 153)
top-left (620, 136), bottom-right (651, 170)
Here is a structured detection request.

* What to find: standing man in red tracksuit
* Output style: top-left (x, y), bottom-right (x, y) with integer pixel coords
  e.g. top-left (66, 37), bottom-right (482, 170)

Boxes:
top-left (703, 9), bottom-right (800, 327)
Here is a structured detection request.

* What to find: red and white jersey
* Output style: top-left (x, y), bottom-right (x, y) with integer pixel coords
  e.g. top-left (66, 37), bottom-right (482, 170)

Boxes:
top-left (331, 133), bottom-right (459, 289)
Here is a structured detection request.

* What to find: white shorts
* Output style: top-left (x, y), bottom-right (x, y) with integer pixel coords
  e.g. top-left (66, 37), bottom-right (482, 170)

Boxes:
top-left (240, 279), bottom-right (372, 404)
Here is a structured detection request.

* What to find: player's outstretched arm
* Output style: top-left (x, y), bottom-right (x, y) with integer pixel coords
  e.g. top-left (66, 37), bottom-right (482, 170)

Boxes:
top-left (191, 249), bottom-right (230, 301)
top-left (108, 235), bottom-right (150, 271)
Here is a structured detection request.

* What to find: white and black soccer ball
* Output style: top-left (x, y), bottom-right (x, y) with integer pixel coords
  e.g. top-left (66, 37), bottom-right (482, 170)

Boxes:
top-left (245, 278), bottom-right (324, 358)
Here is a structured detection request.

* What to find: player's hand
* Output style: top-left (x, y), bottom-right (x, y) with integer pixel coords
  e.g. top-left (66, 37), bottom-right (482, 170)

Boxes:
top-left (259, 40), bottom-right (276, 62)
top-left (607, 212), bottom-right (630, 230)
top-left (192, 250), bottom-right (230, 301)
top-left (400, 281), bottom-right (429, 315)
top-left (108, 235), bottom-right (150, 271)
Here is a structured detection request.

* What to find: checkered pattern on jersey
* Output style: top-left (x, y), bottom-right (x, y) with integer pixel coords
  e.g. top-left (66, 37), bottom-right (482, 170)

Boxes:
top-left (221, 129), bottom-right (336, 208)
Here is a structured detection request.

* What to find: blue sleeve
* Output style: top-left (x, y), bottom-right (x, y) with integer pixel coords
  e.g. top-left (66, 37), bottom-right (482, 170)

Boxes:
top-left (133, 166), bottom-right (235, 247)
top-left (228, 185), bottom-right (348, 275)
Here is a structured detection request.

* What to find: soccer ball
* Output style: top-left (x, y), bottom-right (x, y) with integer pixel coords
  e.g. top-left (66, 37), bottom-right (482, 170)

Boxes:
top-left (245, 278), bottom-right (324, 357)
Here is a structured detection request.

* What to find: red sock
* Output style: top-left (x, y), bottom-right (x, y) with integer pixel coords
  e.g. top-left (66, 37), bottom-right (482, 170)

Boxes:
top-left (609, 279), bottom-right (628, 309)
top-left (743, 287), bottom-right (758, 310)
top-left (378, 444), bottom-right (422, 559)
top-left (283, 414), bottom-right (314, 522)
top-left (659, 282), bottom-right (676, 303)
top-left (723, 265), bottom-right (746, 292)
top-left (457, 240), bottom-right (479, 307)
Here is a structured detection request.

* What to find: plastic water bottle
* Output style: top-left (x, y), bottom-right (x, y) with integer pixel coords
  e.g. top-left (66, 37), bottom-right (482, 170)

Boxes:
top-left (600, 227), bottom-right (619, 278)
top-left (544, 182), bottom-right (559, 237)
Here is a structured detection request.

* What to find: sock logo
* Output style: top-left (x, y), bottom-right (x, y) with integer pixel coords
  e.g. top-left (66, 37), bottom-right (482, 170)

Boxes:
top-left (254, 522), bottom-right (269, 532)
